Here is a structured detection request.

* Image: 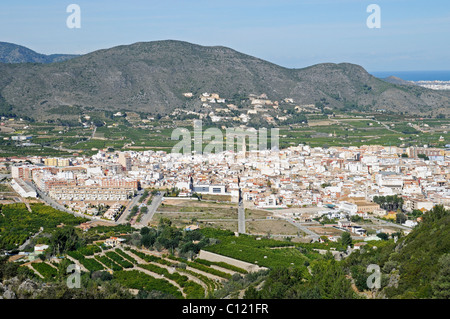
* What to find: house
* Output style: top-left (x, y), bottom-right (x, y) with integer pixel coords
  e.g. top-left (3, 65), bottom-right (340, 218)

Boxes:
top-left (403, 220), bottom-right (418, 228)
top-left (364, 235), bottom-right (382, 242)
top-left (339, 201), bottom-right (358, 215)
top-left (384, 211), bottom-right (397, 220)
top-left (105, 237), bottom-right (125, 247)
top-left (351, 226), bottom-right (366, 235)
top-left (338, 220), bottom-right (352, 229)
top-left (353, 242), bottom-right (367, 250)
top-left (34, 244), bottom-right (49, 253)
top-left (184, 225), bottom-right (200, 231)
top-left (77, 222), bottom-right (92, 232)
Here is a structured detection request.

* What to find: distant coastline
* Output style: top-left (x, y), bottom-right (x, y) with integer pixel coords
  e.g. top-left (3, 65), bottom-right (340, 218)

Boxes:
top-left (370, 70), bottom-right (450, 82)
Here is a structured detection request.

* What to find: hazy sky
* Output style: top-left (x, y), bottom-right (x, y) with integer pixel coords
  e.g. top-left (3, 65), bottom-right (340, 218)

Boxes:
top-left (1, 0), bottom-right (449, 71)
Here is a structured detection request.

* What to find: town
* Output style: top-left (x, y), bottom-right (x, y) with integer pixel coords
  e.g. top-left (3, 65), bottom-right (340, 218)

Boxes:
top-left (4, 137), bottom-right (449, 244)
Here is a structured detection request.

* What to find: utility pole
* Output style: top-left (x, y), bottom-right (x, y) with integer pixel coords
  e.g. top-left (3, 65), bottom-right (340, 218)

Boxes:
top-left (238, 174), bottom-right (245, 234)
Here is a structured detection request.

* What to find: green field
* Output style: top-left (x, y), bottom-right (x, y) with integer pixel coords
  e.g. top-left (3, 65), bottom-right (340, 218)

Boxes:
top-left (1, 113), bottom-right (448, 157)
top-left (0, 203), bottom-right (88, 250)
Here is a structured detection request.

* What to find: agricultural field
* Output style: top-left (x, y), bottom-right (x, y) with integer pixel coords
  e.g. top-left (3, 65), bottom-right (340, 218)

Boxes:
top-left (1, 112), bottom-right (448, 157)
top-left (155, 198), bottom-right (309, 237)
top-left (199, 228), bottom-right (331, 269)
top-left (59, 242), bottom-right (258, 299)
top-left (246, 219), bottom-right (300, 236)
top-left (278, 114), bottom-right (449, 149)
top-left (0, 203), bottom-right (88, 250)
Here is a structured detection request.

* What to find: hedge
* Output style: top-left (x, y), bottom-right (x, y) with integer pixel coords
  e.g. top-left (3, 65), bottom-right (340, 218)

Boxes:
top-left (138, 264), bottom-right (204, 299)
top-left (113, 270), bottom-right (182, 299)
top-left (168, 256), bottom-right (231, 280)
top-left (31, 262), bottom-right (58, 280)
top-left (67, 250), bottom-right (104, 272)
top-left (105, 251), bottom-right (133, 269)
top-left (115, 248), bottom-right (137, 264)
top-left (194, 258), bottom-right (248, 274)
top-left (78, 245), bottom-right (102, 256)
top-left (95, 255), bottom-right (122, 271)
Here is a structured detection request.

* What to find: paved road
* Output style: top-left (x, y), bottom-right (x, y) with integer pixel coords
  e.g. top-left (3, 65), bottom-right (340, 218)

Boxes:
top-left (136, 192), bottom-right (165, 227)
top-left (368, 216), bottom-right (412, 231)
top-left (238, 199), bottom-right (246, 234)
top-left (285, 218), bottom-right (320, 240)
top-left (116, 189), bottom-right (145, 224)
top-left (18, 228), bottom-right (43, 250)
top-left (24, 180), bottom-right (100, 221)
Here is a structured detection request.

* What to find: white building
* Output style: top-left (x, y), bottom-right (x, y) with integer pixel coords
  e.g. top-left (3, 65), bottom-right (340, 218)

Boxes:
top-left (11, 178), bottom-right (37, 198)
top-left (339, 201), bottom-right (358, 215)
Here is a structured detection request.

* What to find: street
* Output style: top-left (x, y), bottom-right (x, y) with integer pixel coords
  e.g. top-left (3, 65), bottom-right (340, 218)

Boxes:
top-left (136, 192), bottom-right (165, 227)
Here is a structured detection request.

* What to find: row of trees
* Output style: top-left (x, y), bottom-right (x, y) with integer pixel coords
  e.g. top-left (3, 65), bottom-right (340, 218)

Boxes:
top-left (373, 195), bottom-right (404, 211)
top-left (135, 218), bottom-right (208, 257)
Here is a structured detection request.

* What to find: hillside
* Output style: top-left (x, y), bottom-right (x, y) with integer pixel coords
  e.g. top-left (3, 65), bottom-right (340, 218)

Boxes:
top-left (0, 40), bottom-right (449, 120)
top-left (246, 205), bottom-right (450, 299)
top-left (344, 205), bottom-right (450, 299)
top-left (0, 42), bottom-right (78, 64)
top-left (382, 76), bottom-right (416, 86)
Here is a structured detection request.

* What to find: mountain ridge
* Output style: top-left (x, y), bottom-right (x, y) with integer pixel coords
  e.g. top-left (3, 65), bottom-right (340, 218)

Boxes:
top-left (0, 42), bottom-right (79, 64)
top-left (0, 40), bottom-right (449, 120)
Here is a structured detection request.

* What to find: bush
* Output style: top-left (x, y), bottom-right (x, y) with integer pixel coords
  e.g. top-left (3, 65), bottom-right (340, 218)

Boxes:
top-left (95, 255), bottom-right (122, 271)
top-left (115, 248), bottom-right (137, 264)
top-left (105, 251), bottom-right (133, 269)
top-left (78, 245), bottom-right (102, 256)
top-left (113, 270), bottom-right (182, 299)
top-left (31, 262), bottom-right (58, 281)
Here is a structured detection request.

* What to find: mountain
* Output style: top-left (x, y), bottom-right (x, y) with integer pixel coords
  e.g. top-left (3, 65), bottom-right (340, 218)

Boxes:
top-left (381, 76), bottom-right (416, 86)
top-left (0, 42), bottom-right (79, 64)
top-left (0, 40), bottom-right (449, 120)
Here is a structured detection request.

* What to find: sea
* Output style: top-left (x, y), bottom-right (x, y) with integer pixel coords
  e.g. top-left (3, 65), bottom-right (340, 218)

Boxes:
top-left (369, 70), bottom-right (450, 82)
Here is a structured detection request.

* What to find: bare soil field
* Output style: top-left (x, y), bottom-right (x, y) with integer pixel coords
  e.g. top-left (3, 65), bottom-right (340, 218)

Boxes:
top-left (308, 226), bottom-right (344, 236)
top-left (162, 198), bottom-right (236, 208)
top-left (246, 219), bottom-right (300, 236)
top-left (307, 120), bottom-right (336, 127)
top-left (245, 209), bottom-right (271, 219)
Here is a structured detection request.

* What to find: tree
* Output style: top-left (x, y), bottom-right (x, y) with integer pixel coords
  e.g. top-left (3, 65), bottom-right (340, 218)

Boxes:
top-left (396, 213), bottom-right (407, 224)
top-left (340, 232), bottom-right (353, 248)
top-left (50, 226), bottom-right (79, 255)
top-left (141, 234), bottom-right (155, 248)
top-left (423, 205), bottom-right (449, 223)
top-left (432, 254), bottom-right (450, 299)
top-left (243, 286), bottom-right (260, 299)
top-left (140, 227), bottom-right (150, 236)
top-left (376, 232), bottom-right (389, 241)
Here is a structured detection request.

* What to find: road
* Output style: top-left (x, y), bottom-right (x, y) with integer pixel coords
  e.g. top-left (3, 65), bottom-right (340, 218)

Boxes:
top-left (238, 199), bottom-right (246, 234)
top-left (368, 216), bottom-right (412, 231)
top-left (24, 180), bottom-right (101, 221)
top-left (18, 228), bottom-right (43, 250)
top-left (136, 192), bottom-right (165, 227)
top-left (116, 189), bottom-right (145, 224)
top-left (285, 218), bottom-right (320, 240)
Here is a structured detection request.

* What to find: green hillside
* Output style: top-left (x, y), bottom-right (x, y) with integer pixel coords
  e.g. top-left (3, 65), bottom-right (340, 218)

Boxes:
top-left (344, 205), bottom-right (450, 298)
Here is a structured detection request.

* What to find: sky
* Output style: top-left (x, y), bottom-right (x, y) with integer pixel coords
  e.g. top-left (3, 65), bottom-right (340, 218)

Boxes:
top-left (0, 0), bottom-right (449, 72)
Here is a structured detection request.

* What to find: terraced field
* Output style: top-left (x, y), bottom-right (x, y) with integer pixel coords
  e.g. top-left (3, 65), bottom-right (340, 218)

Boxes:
top-left (41, 243), bottom-right (252, 299)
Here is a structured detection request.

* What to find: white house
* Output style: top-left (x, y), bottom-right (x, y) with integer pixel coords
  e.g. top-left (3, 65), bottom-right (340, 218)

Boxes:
top-left (339, 201), bottom-right (358, 215)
